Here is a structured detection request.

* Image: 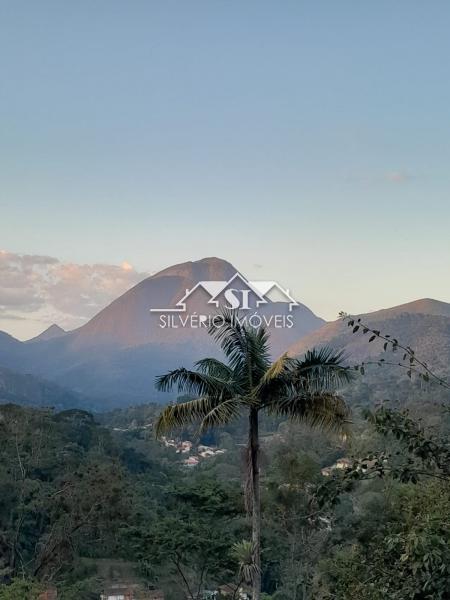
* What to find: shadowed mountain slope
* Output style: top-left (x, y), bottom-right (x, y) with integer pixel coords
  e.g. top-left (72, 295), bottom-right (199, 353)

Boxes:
top-left (26, 324), bottom-right (66, 343)
top-left (0, 258), bottom-right (324, 405)
top-left (288, 299), bottom-right (450, 377)
top-left (0, 366), bottom-right (96, 410)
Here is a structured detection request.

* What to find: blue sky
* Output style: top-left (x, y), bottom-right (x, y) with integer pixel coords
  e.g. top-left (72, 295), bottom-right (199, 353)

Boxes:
top-left (1, 1), bottom-right (449, 337)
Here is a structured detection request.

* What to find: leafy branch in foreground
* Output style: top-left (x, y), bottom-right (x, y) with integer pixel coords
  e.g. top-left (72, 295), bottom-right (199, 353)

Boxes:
top-left (368, 407), bottom-right (450, 474)
top-left (339, 311), bottom-right (450, 389)
top-left (316, 406), bottom-right (450, 509)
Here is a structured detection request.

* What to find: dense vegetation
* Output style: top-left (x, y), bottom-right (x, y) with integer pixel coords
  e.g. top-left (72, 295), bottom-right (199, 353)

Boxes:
top-left (0, 316), bottom-right (448, 599)
top-left (0, 371), bottom-right (448, 598)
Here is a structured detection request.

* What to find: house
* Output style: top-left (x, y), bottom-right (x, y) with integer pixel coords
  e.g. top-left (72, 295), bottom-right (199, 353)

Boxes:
top-left (199, 449), bottom-right (216, 458)
top-left (320, 466), bottom-right (333, 477)
top-left (177, 440), bottom-right (193, 453)
top-left (101, 584), bottom-right (134, 600)
top-left (100, 584), bottom-right (164, 600)
top-left (321, 457), bottom-right (353, 477)
top-left (183, 456), bottom-right (199, 467)
top-left (198, 445), bottom-right (227, 458)
top-left (161, 436), bottom-right (177, 449)
top-left (335, 458), bottom-right (352, 469)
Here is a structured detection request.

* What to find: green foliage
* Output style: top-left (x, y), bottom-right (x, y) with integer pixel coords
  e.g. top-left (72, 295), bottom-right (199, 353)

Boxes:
top-left (369, 406), bottom-right (450, 475)
top-left (311, 397), bottom-right (450, 599)
top-left (58, 578), bottom-right (101, 600)
top-left (0, 578), bottom-right (42, 599)
top-left (232, 540), bottom-right (257, 585)
top-left (0, 404), bottom-right (128, 582)
top-left (322, 482), bottom-right (450, 599)
top-left (0, 329), bottom-right (448, 600)
top-left (127, 477), bottom-right (245, 599)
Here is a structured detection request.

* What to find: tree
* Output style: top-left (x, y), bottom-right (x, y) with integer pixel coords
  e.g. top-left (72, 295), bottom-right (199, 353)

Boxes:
top-left (155, 310), bottom-right (352, 599)
top-left (128, 478), bottom-right (243, 599)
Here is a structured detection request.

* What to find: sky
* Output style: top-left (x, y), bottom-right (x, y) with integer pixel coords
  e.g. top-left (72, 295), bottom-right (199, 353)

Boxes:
top-left (1, 1), bottom-right (450, 339)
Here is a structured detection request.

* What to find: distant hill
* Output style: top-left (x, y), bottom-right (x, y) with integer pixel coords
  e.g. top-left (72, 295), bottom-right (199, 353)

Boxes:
top-left (359, 298), bottom-right (450, 319)
top-left (288, 299), bottom-right (450, 378)
top-left (2, 257), bottom-right (448, 407)
top-left (0, 330), bottom-right (21, 348)
top-left (0, 257), bottom-right (325, 405)
top-left (26, 324), bottom-right (66, 343)
top-left (0, 366), bottom-right (97, 411)
top-left (61, 257), bottom-right (323, 352)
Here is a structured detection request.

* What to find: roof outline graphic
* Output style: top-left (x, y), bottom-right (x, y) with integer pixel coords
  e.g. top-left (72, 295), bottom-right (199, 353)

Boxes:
top-left (207, 272), bottom-right (267, 307)
top-left (250, 281), bottom-right (299, 311)
top-left (150, 272), bottom-right (299, 312)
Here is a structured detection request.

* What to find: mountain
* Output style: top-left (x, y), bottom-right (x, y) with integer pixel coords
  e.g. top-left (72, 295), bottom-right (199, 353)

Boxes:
top-left (288, 299), bottom-right (450, 377)
top-left (1, 260), bottom-right (449, 406)
top-left (26, 324), bottom-right (66, 343)
top-left (0, 330), bottom-right (21, 347)
top-left (359, 298), bottom-right (450, 319)
top-left (62, 257), bottom-right (323, 351)
top-left (2, 260), bottom-right (449, 407)
top-left (0, 366), bottom-right (96, 411)
top-left (0, 331), bottom-right (26, 370)
top-left (0, 257), bottom-right (325, 405)
top-left (66, 257), bottom-right (239, 349)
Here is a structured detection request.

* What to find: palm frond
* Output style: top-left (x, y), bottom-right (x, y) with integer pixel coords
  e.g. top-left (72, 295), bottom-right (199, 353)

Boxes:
top-left (208, 309), bottom-right (271, 378)
top-left (252, 353), bottom-right (295, 406)
top-left (208, 308), bottom-right (249, 368)
top-left (248, 326), bottom-right (271, 375)
top-left (199, 397), bottom-right (243, 432)
top-left (156, 396), bottom-right (215, 437)
top-left (291, 347), bottom-right (353, 392)
top-left (260, 353), bottom-right (292, 384)
top-left (269, 391), bottom-right (351, 435)
top-left (155, 367), bottom-right (232, 397)
top-left (195, 357), bottom-right (233, 380)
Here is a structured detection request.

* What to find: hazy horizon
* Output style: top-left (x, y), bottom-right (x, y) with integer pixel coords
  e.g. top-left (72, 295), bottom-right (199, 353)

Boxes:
top-left (1, 250), bottom-right (449, 340)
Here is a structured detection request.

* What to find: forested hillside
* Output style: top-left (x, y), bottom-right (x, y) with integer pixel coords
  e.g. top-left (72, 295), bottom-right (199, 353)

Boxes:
top-left (0, 368), bottom-right (448, 599)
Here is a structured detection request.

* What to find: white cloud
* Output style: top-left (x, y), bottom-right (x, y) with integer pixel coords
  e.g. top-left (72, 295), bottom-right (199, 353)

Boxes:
top-left (0, 251), bottom-right (148, 332)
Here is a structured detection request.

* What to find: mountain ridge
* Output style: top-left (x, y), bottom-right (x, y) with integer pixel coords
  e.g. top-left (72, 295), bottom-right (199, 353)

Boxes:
top-left (360, 298), bottom-right (450, 319)
top-left (0, 257), bottom-right (324, 403)
top-left (0, 365), bottom-right (98, 410)
top-left (288, 299), bottom-right (450, 376)
top-left (26, 324), bottom-right (66, 343)
top-left (0, 258), bottom-right (448, 405)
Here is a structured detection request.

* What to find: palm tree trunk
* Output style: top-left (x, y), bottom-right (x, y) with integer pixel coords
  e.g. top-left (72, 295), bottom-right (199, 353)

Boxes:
top-left (249, 407), bottom-right (261, 600)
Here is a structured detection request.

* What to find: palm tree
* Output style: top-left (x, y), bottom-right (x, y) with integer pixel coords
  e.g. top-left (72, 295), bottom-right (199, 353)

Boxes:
top-left (156, 310), bottom-right (351, 600)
